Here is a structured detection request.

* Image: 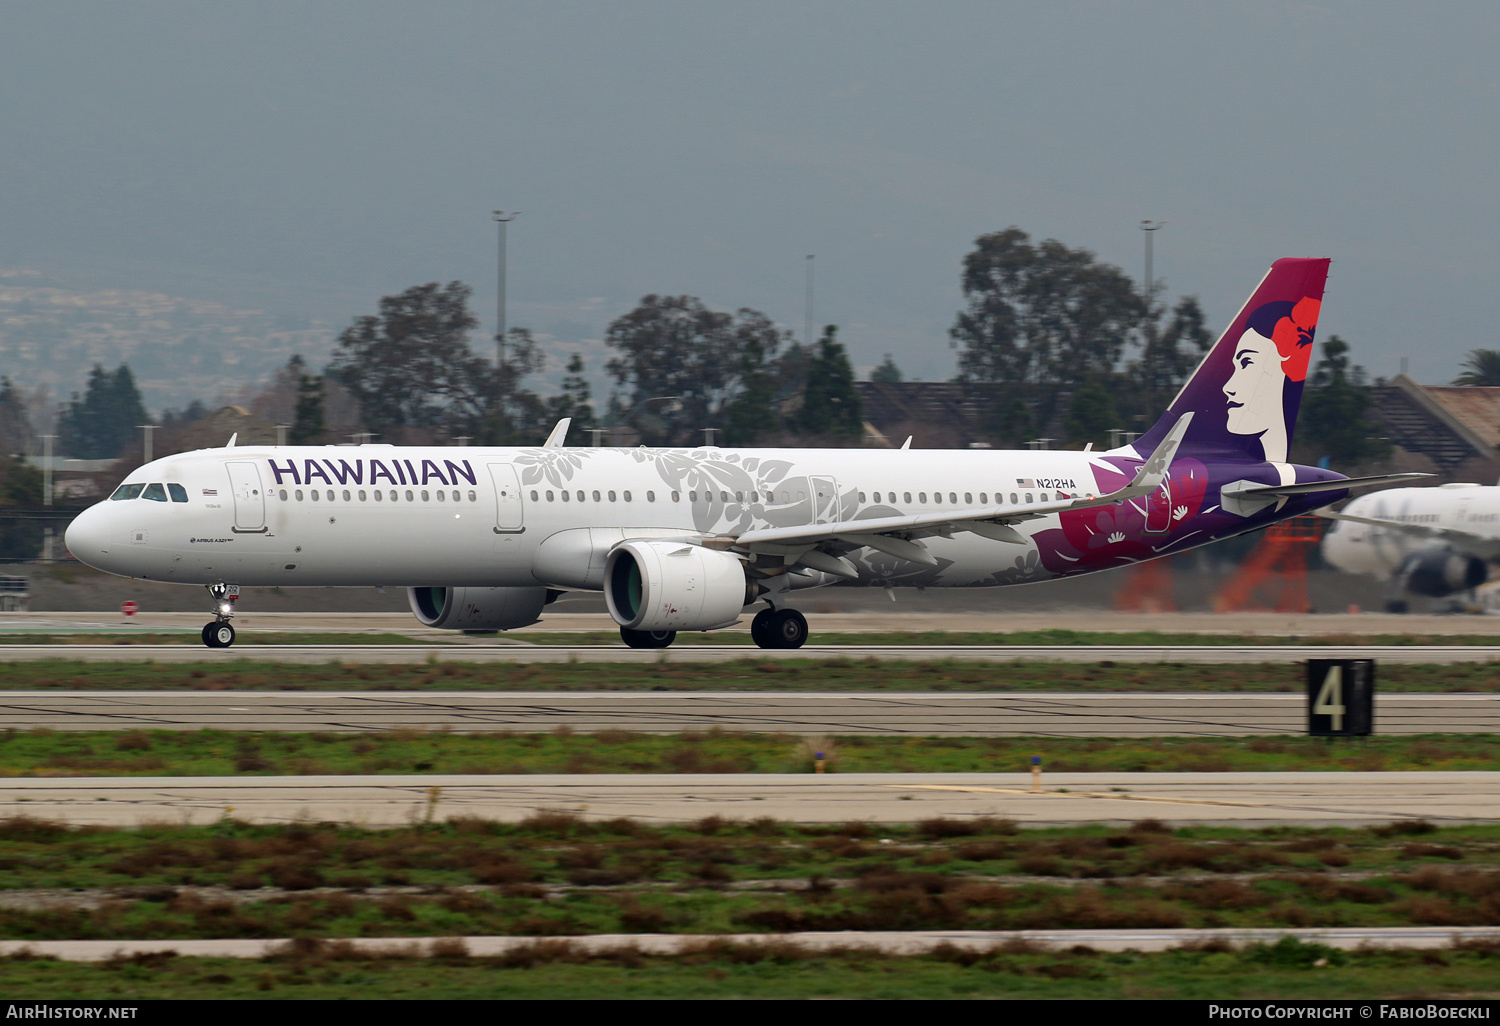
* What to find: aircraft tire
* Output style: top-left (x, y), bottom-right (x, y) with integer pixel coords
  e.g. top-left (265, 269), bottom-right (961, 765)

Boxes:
top-left (765, 608), bottom-right (808, 649)
top-left (750, 608), bottom-right (775, 649)
top-left (204, 623), bottom-right (236, 648)
top-left (620, 627), bottom-right (676, 649)
top-left (201, 623), bottom-right (216, 647)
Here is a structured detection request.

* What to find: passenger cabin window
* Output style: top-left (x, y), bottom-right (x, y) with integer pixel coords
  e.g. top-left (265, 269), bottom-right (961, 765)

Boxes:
top-left (111, 484), bottom-right (145, 501)
top-left (142, 483), bottom-right (168, 502)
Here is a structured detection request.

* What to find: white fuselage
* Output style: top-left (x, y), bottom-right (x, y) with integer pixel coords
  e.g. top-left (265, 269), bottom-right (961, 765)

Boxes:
top-left (64, 443), bottom-right (1114, 591)
top-left (1322, 483), bottom-right (1500, 577)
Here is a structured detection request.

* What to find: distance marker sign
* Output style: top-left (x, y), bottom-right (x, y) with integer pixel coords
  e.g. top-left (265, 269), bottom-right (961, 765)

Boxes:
top-left (1306, 658), bottom-right (1374, 737)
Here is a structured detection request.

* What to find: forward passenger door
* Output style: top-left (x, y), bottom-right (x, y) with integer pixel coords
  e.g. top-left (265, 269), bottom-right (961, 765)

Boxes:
top-left (227, 462), bottom-right (266, 532)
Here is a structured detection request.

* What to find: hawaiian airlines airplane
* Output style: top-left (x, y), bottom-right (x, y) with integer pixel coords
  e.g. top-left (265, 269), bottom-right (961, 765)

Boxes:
top-left (65, 257), bottom-right (1420, 649)
top-left (1322, 483), bottom-right (1500, 610)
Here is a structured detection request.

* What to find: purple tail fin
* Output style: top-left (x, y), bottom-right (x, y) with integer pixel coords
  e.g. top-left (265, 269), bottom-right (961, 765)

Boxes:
top-left (1133, 257), bottom-right (1330, 464)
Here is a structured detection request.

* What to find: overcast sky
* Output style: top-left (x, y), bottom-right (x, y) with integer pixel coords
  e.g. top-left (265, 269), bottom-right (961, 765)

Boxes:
top-left (2, 0), bottom-right (1497, 388)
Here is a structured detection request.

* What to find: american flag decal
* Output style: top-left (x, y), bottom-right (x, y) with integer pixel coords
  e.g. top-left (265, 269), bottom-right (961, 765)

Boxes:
top-left (1016, 478), bottom-right (1034, 488)
top-left (202, 489), bottom-right (218, 496)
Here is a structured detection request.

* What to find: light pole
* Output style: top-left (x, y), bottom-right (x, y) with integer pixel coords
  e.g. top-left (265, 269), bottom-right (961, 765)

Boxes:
top-left (492, 210), bottom-right (521, 374)
top-left (1140, 220), bottom-right (1166, 307)
top-left (137, 424), bottom-right (156, 464)
top-left (804, 254), bottom-right (815, 344)
top-left (41, 434), bottom-right (54, 561)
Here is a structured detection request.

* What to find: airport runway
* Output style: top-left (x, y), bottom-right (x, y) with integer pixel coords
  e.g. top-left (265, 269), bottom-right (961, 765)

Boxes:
top-left (2, 689), bottom-right (1497, 735)
top-left (4, 643), bottom-right (1500, 664)
top-left (5, 610), bottom-right (1498, 636)
top-left (2, 771), bottom-right (1494, 828)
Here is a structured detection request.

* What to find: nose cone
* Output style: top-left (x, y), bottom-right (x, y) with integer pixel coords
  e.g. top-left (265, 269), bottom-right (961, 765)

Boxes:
top-left (1321, 520), bottom-right (1363, 575)
top-left (64, 504), bottom-right (115, 573)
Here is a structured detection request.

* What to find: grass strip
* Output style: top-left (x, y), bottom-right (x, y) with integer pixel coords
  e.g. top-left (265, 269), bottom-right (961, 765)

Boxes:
top-left (2, 730), bottom-right (1499, 776)
top-left (0, 817), bottom-right (1498, 940)
top-left (3, 938), bottom-right (1500, 999)
top-left (4, 658), bottom-right (1500, 691)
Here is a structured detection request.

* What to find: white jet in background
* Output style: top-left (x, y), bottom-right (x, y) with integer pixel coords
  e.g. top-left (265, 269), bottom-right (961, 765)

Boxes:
top-left (1322, 482), bottom-right (1500, 612)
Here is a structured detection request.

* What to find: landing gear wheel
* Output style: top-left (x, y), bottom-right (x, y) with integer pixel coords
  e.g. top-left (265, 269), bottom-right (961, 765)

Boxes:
top-left (621, 627), bottom-right (676, 649)
top-left (203, 622), bottom-right (236, 649)
top-left (750, 608), bottom-right (775, 649)
top-left (763, 608), bottom-right (808, 649)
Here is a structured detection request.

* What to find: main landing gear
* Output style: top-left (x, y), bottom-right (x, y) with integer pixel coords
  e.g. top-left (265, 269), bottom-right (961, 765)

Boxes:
top-left (201, 583), bottom-right (238, 649)
top-left (620, 628), bottom-right (676, 649)
top-left (617, 605), bottom-right (810, 650)
top-left (750, 606), bottom-right (808, 650)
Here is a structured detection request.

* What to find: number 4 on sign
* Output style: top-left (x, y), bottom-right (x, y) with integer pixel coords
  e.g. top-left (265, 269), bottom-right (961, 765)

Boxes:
top-left (1314, 665), bottom-right (1346, 732)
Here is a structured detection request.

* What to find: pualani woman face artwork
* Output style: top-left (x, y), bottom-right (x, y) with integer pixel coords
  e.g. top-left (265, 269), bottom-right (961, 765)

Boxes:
top-left (1222, 296), bottom-right (1320, 463)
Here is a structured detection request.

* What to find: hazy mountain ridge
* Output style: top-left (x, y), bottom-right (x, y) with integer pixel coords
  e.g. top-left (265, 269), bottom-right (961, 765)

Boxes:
top-left (0, 268), bottom-right (337, 415)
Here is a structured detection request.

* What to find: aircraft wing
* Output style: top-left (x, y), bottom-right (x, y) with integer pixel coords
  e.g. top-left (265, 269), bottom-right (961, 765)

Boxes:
top-left (725, 413), bottom-right (1193, 572)
top-left (1318, 509), bottom-right (1500, 559)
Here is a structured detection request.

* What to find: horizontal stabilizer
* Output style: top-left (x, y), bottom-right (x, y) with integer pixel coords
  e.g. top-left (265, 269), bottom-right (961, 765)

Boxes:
top-left (1225, 472), bottom-right (1432, 499)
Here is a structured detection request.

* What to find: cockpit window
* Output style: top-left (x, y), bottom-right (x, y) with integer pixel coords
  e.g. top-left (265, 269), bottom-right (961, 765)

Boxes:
top-left (141, 483), bottom-right (168, 502)
top-left (111, 484), bottom-right (145, 501)
top-left (167, 483), bottom-right (188, 503)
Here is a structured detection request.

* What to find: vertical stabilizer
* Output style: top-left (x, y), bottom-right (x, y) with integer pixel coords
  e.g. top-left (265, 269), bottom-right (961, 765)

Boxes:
top-left (1133, 257), bottom-right (1330, 462)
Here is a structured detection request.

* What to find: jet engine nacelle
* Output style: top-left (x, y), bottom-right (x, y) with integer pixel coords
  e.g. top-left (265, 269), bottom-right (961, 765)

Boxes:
top-left (1401, 551), bottom-right (1488, 597)
top-left (408, 586), bottom-right (548, 630)
top-left (605, 540), bottom-right (752, 632)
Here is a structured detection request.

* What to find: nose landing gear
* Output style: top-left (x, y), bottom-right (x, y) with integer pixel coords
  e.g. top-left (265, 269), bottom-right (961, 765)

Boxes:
top-left (201, 583), bottom-right (239, 649)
